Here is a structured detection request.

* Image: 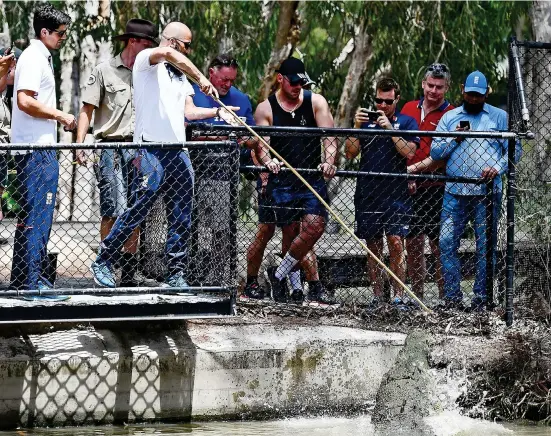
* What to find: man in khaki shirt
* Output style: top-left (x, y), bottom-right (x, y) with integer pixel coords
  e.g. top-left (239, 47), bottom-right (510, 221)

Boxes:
top-left (76, 19), bottom-right (158, 286)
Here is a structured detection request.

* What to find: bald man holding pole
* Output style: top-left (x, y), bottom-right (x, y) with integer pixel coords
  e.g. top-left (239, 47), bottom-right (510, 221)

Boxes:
top-left (90, 22), bottom-right (238, 288)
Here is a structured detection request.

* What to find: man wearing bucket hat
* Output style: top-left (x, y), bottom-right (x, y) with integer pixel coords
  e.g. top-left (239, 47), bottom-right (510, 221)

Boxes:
top-left (432, 70), bottom-right (521, 311)
top-left (76, 19), bottom-right (158, 287)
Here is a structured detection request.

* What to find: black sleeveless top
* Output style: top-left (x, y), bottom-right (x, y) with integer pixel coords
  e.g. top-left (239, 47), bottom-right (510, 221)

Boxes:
top-left (267, 91), bottom-right (323, 187)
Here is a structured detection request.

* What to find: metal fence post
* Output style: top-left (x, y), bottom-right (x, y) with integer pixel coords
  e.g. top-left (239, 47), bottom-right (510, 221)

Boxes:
top-left (228, 135), bottom-right (240, 313)
top-left (505, 137), bottom-right (517, 326)
top-left (485, 179), bottom-right (495, 309)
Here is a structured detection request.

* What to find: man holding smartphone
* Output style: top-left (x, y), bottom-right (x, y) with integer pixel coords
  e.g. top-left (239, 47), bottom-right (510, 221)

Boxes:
top-left (431, 70), bottom-right (521, 311)
top-left (401, 63), bottom-right (454, 303)
top-left (345, 78), bottom-right (419, 310)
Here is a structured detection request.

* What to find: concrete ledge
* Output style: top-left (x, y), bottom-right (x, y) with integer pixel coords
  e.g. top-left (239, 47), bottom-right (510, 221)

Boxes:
top-left (0, 322), bottom-right (405, 429)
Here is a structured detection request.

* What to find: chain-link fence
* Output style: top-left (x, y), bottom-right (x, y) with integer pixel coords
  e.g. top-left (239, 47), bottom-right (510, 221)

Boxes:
top-left (189, 124), bottom-right (517, 314)
top-left (0, 140), bottom-right (238, 322)
top-left (508, 38), bottom-right (551, 318)
top-left (0, 109), bottom-right (527, 320)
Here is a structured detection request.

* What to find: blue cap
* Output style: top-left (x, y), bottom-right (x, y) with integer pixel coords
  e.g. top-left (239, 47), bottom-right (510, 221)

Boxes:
top-left (464, 70), bottom-right (488, 94)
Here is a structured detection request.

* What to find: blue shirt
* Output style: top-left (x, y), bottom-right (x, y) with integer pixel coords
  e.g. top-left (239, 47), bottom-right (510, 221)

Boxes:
top-left (431, 103), bottom-right (521, 196)
top-left (355, 111), bottom-right (419, 202)
top-left (190, 84), bottom-right (254, 126)
top-left (190, 84), bottom-right (255, 176)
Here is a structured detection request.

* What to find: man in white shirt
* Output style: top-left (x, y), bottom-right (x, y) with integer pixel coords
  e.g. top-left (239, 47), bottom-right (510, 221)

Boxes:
top-left (91, 21), bottom-right (237, 288)
top-left (10, 3), bottom-right (76, 292)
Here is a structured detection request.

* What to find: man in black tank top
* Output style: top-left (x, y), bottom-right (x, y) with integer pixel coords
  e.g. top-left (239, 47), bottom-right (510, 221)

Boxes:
top-left (250, 58), bottom-right (337, 305)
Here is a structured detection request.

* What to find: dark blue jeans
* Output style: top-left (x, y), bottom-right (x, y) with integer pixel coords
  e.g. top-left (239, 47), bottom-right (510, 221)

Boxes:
top-left (11, 150), bottom-right (59, 289)
top-left (99, 149), bottom-right (194, 277)
top-left (439, 190), bottom-right (501, 302)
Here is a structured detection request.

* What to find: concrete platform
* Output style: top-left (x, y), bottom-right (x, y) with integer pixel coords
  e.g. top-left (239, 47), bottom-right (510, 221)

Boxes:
top-left (0, 322), bottom-right (405, 428)
top-left (0, 292), bottom-right (233, 323)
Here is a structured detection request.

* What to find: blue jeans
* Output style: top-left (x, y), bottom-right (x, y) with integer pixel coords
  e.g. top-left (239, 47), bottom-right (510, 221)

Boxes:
top-left (11, 151), bottom-right (59, 289)
top-left (439, 191), bottom-right (501, 302)
top-left (99, 149), bottom-right (194, 277)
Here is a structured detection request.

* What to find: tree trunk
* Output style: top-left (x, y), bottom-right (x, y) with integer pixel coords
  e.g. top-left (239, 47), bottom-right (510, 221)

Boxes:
top-left (334, 19), bottom-right (372, 128)
top-left (326, 19), bottom-right (373, 233)
top-left (257, 1), bottom-right (301, 102)
top-left (0, 0), bottom-right (10, 48)
top-left (529, 0), bottom-right (551, 182)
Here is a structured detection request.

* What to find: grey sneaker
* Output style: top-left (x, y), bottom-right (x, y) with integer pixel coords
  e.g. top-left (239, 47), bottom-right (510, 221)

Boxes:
top-left (90, 260), bottom-right (116, 288)
top-left (162, 272), bottom-right (189, 289)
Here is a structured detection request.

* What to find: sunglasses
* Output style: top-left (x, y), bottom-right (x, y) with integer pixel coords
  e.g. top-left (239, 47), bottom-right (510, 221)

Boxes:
top-left (163, 35), bottom-right (191, 51)
top-left (427, 63), bottom-right (449, 74)
top-left (374, 97), bottom-right (396, 105)
top-left (284, 76), bottom-right (308, 87)
top-left (48, 28), bottom-right (68, 38)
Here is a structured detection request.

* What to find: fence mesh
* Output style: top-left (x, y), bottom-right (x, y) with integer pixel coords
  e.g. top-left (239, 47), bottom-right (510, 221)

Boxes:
top-left (0, 112), bottom-right (523, 316)
top-left (508, 39), bottom-right (551, 314)
top-left (189, 124), bottom-right (511, 312)
top-left (0, 142), bottom-right (239, 297)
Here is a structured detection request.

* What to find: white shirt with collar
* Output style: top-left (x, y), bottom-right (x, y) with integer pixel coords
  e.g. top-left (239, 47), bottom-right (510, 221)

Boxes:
top-left (11, 39), bottom-right (57, 154)
top-left (132, 48), bottom-right (194, 144)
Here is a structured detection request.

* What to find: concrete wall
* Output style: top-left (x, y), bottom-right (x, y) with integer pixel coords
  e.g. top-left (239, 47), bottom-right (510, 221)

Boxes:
top-left (0, 322), bottom-right (405, 429)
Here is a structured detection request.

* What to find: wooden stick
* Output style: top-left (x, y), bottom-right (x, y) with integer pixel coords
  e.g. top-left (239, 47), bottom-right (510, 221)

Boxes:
top-left (187, 73), bottom-right (431, 313)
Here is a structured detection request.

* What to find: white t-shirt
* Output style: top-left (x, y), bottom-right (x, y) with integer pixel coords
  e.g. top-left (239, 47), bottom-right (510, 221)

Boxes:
top-left (133, 48), bottom-right (194, 144)
top-left (11, 39), bottom-right (57, 154)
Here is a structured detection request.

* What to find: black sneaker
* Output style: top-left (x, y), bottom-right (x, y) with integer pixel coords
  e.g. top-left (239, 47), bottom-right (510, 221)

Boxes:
top-left (307, 282), bottom-right (337, 306)
top-left (437, 299), bottom-right (465, 311)
top-left (267, 268), bottom-right (288, 303)
top-left (365, 296), bottom-right (383, 314)
top-left (242, 279), bottom-right (265, 300)
top-left (290, 289), bottom-right (304, 304)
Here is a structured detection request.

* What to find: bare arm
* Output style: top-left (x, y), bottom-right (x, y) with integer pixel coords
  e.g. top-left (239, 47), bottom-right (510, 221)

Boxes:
top-left (407, 155), bottom-right (446, 173)
top-left (393, 136), bottom-right (417, 160)
top-left (0, 54), bottom-right (14, 79)
top-left (147, 47), bottom-right (218, 99)
top-left (345, 109), bottom-right (365, 160)
top-left (76, 104), bottom-right (94, 143)
top-left (75, 103), bottom-right (95, 165)
top-left (253, 100), bottom-right (279, 173)
top-left (312, 93), bottom-right (336, 178)
top-left (17, 90), bottom-right (75, 129)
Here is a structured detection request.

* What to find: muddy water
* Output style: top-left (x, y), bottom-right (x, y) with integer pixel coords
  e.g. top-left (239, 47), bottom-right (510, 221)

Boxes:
top-left (0, 416), bottom-right (549, 435)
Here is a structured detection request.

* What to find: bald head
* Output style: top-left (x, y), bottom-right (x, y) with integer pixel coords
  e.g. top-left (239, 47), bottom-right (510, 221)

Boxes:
top-left (162, 22), bottom-right (192, 42)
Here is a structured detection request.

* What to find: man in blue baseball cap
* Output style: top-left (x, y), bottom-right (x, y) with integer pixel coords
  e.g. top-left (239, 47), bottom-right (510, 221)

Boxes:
top-left (431, 70), bottom-right (521, 311)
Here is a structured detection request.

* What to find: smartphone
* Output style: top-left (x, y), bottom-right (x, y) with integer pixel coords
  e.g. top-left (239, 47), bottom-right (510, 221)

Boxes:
top-left (459, 120), bottom-right (470, 129)
top-left (360, 108), bottom-right (380, 121)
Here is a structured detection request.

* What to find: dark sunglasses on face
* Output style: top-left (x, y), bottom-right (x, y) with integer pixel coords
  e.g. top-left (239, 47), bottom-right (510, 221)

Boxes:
top-left (374, 97), bottom-right (396, 105)
top-left (164, 35), bottom-right (191, 51)
top-left (49, 28), bottom-right (67, 38)
top-left (285, 76), bottom-right (308, 87)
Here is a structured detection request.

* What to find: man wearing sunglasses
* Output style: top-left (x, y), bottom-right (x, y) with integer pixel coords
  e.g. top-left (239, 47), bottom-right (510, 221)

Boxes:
top-left (401, 63), bottom-right (455, 303)
top-left (10, 3), bottom-right (75, 294)
top-left (254, 57), bottom-right (338, 306)
top-left (90, 21), bottom-right (235, 289)
top-left (76, 19), bottom-right (159, 288)
top-left (431, 71), bottom-right (521, 311)
top-left (346, 78), bottom-right (419, 310)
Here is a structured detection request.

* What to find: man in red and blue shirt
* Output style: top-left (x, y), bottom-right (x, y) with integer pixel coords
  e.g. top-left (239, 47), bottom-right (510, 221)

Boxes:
top-left (401, 63), bottom-right (454, 302)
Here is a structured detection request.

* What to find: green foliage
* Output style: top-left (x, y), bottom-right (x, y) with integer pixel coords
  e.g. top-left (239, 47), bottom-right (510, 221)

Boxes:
top-left (0, 1), bottom-right (532, 117)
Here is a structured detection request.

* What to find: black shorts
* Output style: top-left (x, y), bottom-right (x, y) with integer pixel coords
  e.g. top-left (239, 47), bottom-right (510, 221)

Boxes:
top-left (355, 197), bottom-right (412, 240)
top-left (408, 185), bottom-right (445, 239)
top-left (258, 181), bottom-right (328, 226)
